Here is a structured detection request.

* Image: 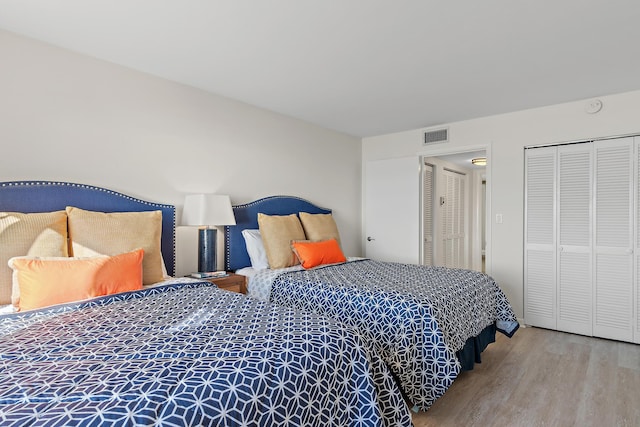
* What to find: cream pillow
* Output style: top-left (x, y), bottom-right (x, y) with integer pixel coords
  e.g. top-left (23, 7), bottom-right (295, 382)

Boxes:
top-left (257, 213), bottom-right (306, 269)
top-left (299, 212), bottom-right (342, 246)
top-left (66, 207), bottom-right (164, 285)
top-left (0, 211), bottom-right (68, 307)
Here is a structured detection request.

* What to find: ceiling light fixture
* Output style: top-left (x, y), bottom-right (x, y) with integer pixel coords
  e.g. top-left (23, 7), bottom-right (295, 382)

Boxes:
top-left (471, 157), bottom-right (487, 166)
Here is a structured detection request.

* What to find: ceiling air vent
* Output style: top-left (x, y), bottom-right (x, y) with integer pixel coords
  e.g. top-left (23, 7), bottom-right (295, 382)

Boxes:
top-left (423, 128), bottom-right (449, 145)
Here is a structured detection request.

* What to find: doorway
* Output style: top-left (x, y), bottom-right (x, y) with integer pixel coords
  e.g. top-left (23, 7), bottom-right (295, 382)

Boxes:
top-left (421, 148), bottom-right (488, 273)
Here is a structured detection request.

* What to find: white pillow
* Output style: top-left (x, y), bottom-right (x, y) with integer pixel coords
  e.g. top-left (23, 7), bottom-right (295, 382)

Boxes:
top-left (241, 229), bottom-right (269, 270)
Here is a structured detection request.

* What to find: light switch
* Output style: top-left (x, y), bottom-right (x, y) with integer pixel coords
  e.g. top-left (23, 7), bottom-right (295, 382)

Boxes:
top-left (496, 214), bottom-right (503, 224)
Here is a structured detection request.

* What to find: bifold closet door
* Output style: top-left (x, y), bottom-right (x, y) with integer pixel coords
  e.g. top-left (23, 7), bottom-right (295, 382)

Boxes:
top-left (593, 138), bottom-right (634, 342)
top-left (441, 169), bottom-right (466, 269)
top-left (636, 137), bottom-right (640, 344)
top-left (557, 144), bottom-right (592, 336)
top-left (524, 146), bottom-right (557, 329)
top-left (423, 163), bottom-right (434, 266)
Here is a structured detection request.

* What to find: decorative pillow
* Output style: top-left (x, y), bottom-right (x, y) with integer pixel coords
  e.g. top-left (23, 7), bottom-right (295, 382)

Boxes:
top-left (66, 207), bottom-right (164, 285)
top-left (299, 212), bottom-right (342, 246)
top-left (0, 211), bottom-right (68, 307)
top-left (9, 249), bottom-right (144, 312)
top-left (257, 213), bottom-right (306, 269)
top-left (291, 239), bottom-right (347, 269)
top-left (241, 229), bottom-right (269, 270)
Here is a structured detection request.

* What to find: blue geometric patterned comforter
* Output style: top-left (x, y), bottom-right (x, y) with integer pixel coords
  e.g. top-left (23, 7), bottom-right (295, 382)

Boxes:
top-left (267, 259), bottom-right (520, 411)
top-left (0, 280), bottom-right (412, 426)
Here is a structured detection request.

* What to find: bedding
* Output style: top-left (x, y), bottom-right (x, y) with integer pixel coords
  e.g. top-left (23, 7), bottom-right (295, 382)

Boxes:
top-left (8, 249), bottom-right (144, 311)
top-left (246, 259), bottom-right (519, 410)
top-left (0, 183), bottom-right (413, 425)
top-left (298, 212), bottom-right (342, 246)
top-left (0, 210), bottom-right (69, 306)
top-left (257, 213), bottom-right (306, 269)
top-left (0, 280), bottom-right (412, 426)
top-left (66, 207), bottom-right (165, 285)
top-left (241, 229), bottom-right (269, 270)
top-left (224, 195), bottom-right (520, 412)
top-left (291, 238), bottom-right (346, 269)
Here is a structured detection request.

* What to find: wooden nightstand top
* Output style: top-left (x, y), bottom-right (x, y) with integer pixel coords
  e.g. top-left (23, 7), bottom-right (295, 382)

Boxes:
top-left (205, 272), bottom-right (246, 294)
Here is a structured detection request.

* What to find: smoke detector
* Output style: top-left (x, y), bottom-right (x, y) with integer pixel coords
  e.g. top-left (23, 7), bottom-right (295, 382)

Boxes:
top-left (585, 99), bottom-right (603, 114)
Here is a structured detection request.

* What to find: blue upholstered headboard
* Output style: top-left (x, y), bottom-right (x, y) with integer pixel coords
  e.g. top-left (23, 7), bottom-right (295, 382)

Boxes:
top-left (0, 181), bottom-right (176, 276)
top-left (224, 195), bottom-right (331, 271)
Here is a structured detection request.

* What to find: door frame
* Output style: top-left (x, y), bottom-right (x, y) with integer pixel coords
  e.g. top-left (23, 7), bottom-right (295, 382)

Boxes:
top-left (418, 143), bottom-right (492, 274)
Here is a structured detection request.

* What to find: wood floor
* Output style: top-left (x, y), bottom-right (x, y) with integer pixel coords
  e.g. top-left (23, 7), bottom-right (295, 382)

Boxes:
top-left (411, 326), bottom-right (640, 427)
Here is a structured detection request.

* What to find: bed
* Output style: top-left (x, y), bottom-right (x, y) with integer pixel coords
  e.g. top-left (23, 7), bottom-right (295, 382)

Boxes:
top-left (224, 195), bottom-right (520, 412)
top-left (0, 181), bottom-right (412, 427)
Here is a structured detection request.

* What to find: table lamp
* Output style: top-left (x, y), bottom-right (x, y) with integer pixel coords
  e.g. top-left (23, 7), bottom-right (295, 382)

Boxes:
top-left (182, 194), bottom-right (236, 272)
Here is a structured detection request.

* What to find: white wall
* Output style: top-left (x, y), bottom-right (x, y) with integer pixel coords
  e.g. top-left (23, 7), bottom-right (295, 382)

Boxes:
top-left (4, 29), bottom-right (640, 317)
top-left (363, 89), bottom-right (640, 318)
top-left (0, 30), bottom-right (363, 276)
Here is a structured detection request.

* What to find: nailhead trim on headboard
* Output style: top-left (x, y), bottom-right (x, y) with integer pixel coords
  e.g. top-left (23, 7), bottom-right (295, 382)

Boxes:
top-left (224, 195), bottom-right (332, 271)
top-left (0, 181), bottom-right (176, 276)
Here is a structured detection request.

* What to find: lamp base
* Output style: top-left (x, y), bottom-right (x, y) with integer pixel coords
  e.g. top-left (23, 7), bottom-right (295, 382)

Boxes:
top-left (198, 227), bottom-right (217, 273)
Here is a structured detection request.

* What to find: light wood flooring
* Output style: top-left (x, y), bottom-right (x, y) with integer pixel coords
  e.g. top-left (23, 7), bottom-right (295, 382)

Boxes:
top-left (411, 326), bottom-right (640, 427)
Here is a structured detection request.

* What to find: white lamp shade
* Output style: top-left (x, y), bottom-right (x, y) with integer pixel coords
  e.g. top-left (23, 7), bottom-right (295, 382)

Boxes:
top-left (182, 194), bottom-right (236, 227)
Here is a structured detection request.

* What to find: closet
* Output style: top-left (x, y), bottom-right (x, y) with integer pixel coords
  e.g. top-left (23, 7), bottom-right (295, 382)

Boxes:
top-left (524, 135), bottom-right (639, 344)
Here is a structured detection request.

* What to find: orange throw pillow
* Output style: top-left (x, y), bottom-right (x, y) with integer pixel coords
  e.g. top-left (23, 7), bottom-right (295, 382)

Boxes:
top-left (9, 249), bottom-right (144, 312)
top-left (291, 239), bottom-right (346, 269)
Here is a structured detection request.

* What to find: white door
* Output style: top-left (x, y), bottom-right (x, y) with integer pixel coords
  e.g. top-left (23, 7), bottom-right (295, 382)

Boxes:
top-left (593, 138), bottom-right (634, 342)
top-left (525, 137), bottom-right (637, 343)
top-left (364, 157), bottom-right (420, 264)
top-left (524, 146), bottom-right (557, 330)
top-left (440, 169), bottom-right (467, 268)
top-left (423, 163), bottom-right (434, 265)
top-left (557, 143), bottom-right (592, 336)
top-left (635, 137), bottom-right (640, 344)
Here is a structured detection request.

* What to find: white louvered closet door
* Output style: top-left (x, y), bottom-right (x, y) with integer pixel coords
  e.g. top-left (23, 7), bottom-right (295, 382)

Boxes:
top-left (593, 138), bottom-right (634, 342)
top-left (557, 144), bottom-right (592, 336)
top-left (635, 137), bottom-right (640, 344)
top-left (524, 146), bottom-right (557, 329)
top-left (441, 169), bottom-right (466, 269)
top-left (423, 163), bottom-right (434, 266)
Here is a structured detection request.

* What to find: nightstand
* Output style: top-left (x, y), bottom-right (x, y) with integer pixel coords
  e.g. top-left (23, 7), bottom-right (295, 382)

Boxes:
top-left (206, 273), bottom-right (247, 294)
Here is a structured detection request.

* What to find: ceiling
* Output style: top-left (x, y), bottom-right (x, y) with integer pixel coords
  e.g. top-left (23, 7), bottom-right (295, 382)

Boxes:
top-left (435, 151), bottom-right (486, 171)
top-left (1, 1), bottom-right (639, 138)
